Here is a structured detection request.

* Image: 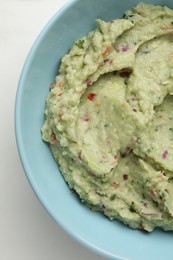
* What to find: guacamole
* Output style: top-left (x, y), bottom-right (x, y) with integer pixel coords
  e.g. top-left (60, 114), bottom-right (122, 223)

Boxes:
top-left (42, 3), bottom-right (173, 232)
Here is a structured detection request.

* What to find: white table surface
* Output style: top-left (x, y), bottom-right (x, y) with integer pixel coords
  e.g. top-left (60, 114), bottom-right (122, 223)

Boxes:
top-left (0, 1), bottom-right (107, 259)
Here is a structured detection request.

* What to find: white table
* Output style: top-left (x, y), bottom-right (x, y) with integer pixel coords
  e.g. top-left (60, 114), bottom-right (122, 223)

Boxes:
top-left (0, 1), bottom-right (106, 259)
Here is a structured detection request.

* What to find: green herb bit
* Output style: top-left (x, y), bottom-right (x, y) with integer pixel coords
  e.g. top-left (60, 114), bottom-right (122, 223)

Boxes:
top-left (160, 15), bottom-right (164, 19)
top-left (110, 194), bottom-right (116, 201)
top-left (131, 179), bottom-right (134, 185)
top-left (129, 201), bottom-right (136, 213)
top-left (153, 200), bottom-right (159, 207)
top-left (75, 39), bottom-right (85, 49)
top-left (125, 14), bottom-right (134, 20)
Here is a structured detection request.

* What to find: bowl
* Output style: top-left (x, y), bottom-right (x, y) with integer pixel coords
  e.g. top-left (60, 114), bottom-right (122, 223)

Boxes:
top-left (15, 0), bottom-right (173, 259)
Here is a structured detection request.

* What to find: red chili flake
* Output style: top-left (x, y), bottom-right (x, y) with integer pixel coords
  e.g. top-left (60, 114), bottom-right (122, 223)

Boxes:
top-left (132, 108), bottom-right (137, 112)
top-left (102, 46), bottom-right (111, 56)
top-left (86, 78), bottom-right (92, 86)
top-left (122, 45), bottom-right (129, 52)
top-left (57, 92), bottom-right (63, 96)
top-left (58, 81), bottom-right (64, 88)
top-left (112, 181), bottom-right (120, 189)
top-left (81, 114), bottom-right (90, 122)
top-left (141, 212), bottom-right (157, 217)
top-left (119, 69), bottom-right (131, 78)
top-left (50, 133), bottom-right (57, 143)
top-left (87, 93), bottom-right (96, 101)
top-left (123, 174), bottom-right (128, 180)
top-left (162, 150), bottom-right (168, 159)
top-left (103, 58), bottom-right (113, 65)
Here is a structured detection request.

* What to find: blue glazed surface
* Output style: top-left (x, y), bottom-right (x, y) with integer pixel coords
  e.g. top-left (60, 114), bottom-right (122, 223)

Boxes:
top-left (15, 1), bottom-right (173, 259)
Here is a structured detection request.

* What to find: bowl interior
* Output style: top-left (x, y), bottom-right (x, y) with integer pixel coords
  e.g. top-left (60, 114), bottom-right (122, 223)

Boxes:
top-left (15, 0), bottom-right (173, 259)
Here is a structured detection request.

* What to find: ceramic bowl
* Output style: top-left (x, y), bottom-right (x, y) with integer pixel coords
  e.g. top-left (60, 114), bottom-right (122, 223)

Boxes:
top-left (15, 0), bottom-right (173, 259)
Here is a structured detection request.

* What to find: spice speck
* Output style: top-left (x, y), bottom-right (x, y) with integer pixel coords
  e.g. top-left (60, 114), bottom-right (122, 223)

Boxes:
top-left (162, 150), bottom-right (168, 159)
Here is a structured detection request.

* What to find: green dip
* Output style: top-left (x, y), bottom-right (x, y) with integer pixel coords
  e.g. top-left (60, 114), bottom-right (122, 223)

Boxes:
top-left (42, 3), bottom-right (173, 232)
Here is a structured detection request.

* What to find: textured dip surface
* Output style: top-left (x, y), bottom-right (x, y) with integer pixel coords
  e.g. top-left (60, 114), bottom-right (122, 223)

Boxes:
top-left (42, 3), bottom-right (173, 232)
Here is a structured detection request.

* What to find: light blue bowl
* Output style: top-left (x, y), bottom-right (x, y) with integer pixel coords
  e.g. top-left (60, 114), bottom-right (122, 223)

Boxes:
top-left (15, 0), bottom-right (173, 259)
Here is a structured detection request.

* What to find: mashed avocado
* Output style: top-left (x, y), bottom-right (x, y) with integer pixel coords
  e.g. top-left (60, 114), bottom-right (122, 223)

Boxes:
top-left (42, 3), bottom-right (173, 232)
